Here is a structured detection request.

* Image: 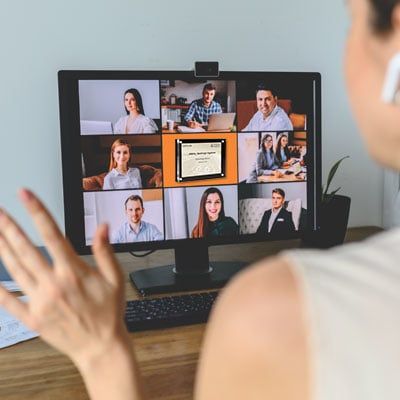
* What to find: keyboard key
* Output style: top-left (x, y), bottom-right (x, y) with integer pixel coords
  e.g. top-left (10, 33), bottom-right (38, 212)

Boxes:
top-left (124, 291), bottom-right (219, 332)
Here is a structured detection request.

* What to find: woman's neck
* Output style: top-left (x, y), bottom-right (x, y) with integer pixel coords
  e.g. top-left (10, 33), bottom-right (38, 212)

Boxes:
top-left (129, 110), bottom-right (140, 118)
top-left (116, 165), bottom-right (128, 174)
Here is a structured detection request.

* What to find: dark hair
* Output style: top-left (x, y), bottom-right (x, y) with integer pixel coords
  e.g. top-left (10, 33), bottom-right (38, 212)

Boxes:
top-left (124, 195), bottom-right (143, 209)
top-left (124, 88), bottom-right (145, 115)
top-left (260, 134), bottom-right (274, 156)
top-left (192, 187), bottom-right (225, 238)
top-left (203, 83), bottom-right (217, 93)
top-left (369, 0), bottom-right (398, 33)
top-left (272, 188), bottom-right (285, 198)
top-left (275, 133), bottom-right (291, 163)
top-left (256, 82), bottom-right (277, 97)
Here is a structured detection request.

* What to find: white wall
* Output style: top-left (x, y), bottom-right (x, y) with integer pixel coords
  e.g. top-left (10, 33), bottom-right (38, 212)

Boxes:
top-left (0, 0), bottom-right (383, 245)
top-left (79, 80), bottom-right (160, 122)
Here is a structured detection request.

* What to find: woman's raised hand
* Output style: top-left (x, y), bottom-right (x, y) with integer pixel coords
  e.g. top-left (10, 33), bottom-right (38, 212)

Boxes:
top-left (0, 189), bottom-right (128, 368)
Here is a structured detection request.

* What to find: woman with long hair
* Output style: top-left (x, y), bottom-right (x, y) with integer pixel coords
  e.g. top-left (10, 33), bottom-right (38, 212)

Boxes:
top-left (275, 133), bottom-right (294, 167)
top-left (192, 187), bottom-right (238, 238)
top-left (246, 133), bottom-right (279, 183)
top-left (114, 88), bottom-right (158, 134)
top-left (103, 139), bottom-right (142, 190)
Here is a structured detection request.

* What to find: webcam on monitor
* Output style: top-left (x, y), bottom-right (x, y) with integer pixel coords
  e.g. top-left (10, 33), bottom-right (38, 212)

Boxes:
top-left (194, 61), bottom-right (219, 78)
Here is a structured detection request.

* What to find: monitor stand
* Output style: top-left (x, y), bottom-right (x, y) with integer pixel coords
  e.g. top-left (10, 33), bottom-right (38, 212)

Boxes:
top-left (129, 241), bottom-right (247, 296)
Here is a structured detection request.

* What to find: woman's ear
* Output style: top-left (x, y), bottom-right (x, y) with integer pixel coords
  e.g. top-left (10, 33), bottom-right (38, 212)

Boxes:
top-left (391, 3), bottom-right (400, 32)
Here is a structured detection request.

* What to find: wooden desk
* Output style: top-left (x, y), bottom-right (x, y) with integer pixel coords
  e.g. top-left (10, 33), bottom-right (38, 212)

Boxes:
top-left (257, 171), bottom-right (306, 183)
top-left (0, 227), bottom-right (381, 399)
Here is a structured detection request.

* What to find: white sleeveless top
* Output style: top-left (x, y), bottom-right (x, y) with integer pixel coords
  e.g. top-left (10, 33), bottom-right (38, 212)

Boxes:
top-left (285, 228), bottom-right (400, 400)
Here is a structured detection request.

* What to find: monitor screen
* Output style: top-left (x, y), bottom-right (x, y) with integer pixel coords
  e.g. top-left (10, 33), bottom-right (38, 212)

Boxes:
top-left (58, 71), bottom-right (321, 255)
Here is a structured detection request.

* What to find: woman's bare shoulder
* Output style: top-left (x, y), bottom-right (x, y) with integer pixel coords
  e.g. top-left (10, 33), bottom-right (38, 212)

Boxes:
top-left (195, 256), bottom-right (310, 400)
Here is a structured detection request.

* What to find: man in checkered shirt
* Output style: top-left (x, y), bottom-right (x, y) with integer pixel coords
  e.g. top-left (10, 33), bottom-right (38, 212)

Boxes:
top-left (184, 83), bottom-right (222, 129)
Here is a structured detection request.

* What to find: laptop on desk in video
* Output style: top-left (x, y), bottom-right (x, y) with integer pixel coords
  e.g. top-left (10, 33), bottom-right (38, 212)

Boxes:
top-left (80, 120), bottom-right (113, 135)
top-left (206, 112), bottom-right (236, 132)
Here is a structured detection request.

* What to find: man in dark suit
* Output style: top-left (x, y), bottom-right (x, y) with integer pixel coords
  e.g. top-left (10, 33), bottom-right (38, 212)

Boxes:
top-left (256, 188), bottom-right (296, 236)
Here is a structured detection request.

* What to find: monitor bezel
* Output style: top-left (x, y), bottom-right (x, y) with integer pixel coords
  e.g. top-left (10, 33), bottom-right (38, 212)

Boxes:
top-left (58, 70), bottom-right (321, 255)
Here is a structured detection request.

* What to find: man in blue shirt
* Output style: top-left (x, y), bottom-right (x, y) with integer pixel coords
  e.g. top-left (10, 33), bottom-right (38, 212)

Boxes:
top-left (184, 83), bottom-right (222, 128)
top-left (113, 195), bottom-right (163, 244)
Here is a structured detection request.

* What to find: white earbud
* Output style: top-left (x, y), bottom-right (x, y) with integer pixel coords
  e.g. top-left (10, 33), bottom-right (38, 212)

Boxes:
top-left (382, 53), bottom-right (400, 104)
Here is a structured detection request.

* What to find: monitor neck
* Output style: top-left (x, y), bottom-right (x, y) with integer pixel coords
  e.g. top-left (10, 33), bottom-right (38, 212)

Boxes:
top-left (174, 241), bottom-right (212, 275)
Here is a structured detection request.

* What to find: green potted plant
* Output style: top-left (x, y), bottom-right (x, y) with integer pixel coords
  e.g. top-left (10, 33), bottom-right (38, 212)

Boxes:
top-left (303, 156), bottom-right (351, 248)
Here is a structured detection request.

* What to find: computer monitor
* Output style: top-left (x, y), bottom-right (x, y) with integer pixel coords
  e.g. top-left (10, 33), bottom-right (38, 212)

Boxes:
top-left (58, 70), bottom-right (321, 295)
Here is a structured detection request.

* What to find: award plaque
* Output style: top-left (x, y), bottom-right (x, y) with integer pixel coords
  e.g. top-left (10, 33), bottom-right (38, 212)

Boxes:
top-left (176, 139), bottom-right (226, 182)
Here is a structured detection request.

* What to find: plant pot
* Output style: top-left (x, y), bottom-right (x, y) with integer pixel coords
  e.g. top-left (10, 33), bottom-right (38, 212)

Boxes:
top-left (302, 195), bottom-right (351, 249)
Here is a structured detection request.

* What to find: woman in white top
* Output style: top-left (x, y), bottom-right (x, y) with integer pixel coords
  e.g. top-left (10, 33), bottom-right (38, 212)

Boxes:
top-left (1, 0), bottom-right (400, 398)
top-left (103, 139), bottom-right (142, 190)
top-left (114, 88), bottom-right (158, 134)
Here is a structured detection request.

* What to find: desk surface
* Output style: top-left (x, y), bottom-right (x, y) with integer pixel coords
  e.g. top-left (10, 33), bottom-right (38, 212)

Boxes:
top-left (0, 227), bottom-right (381, 400)
top-left (257, 171), bottom-right (306, 183)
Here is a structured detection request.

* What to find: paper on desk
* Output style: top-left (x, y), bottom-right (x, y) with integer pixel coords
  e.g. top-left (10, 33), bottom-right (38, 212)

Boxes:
top-left (0, 280), bottom-right (21, 292)
top-left (177, 125), bottom-right (205, 133)
top-left (0, 296), bottom-right (38, 349)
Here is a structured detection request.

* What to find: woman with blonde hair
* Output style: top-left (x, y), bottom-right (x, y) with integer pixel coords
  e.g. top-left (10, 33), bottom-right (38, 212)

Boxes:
top-left (103, 139), bottom-right (142, 190)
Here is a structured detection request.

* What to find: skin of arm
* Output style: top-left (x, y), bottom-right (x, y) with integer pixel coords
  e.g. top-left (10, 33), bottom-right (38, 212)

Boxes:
top-left (194, 256), bottom-right (310, 400)
top-left (188, 120), bottom-right (202, 128)
top-left (0, 189), bottom-right (147, 400)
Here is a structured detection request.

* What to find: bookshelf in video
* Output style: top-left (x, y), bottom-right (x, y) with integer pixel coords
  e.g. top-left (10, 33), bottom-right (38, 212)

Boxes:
top-left (79, 78), bottom-right (311, 245)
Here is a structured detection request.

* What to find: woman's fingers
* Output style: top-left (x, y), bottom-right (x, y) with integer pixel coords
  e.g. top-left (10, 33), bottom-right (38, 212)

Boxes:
top-left (0, 209), bottom-right (51, 286)
top-left (0, 233), bottom-right (38, 293)
top-left (18, 189), bottom-right (77, 267)
top-left (0, 284), bottom-right (30, 328)
top-left (92, 224), bottom-right (123, 287)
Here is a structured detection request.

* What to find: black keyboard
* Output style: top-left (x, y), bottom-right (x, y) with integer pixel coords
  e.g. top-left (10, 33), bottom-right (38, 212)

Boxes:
top-left (124, 291), bottom-right (219, 332)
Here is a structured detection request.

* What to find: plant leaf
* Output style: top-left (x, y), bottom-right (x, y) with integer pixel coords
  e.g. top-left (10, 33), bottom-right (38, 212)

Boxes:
top-left (330, 187), bottom-right (341, 197)
top-left (323, 156), bottom-right (349, 197)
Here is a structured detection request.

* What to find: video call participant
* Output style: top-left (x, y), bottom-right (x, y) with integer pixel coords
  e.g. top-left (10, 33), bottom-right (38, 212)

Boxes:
top-left (247, 133), bottom-right (279, 183)
top-left (103, 139), bottom-right (142, 190)
top-left (192, 187), bottom-right (238, 238)
top-left (114, 88), bottom-right (158, 134)
top-left (256, 188), bottom-right (295, 235)
top-left (184, 83), bottom-right (223, 128)
top-left (113, 195), bottom-right (163, 243)
top-left (275, 133), bottom-right (294, 167)
top-left (243, 83), bottom-right (293, 131)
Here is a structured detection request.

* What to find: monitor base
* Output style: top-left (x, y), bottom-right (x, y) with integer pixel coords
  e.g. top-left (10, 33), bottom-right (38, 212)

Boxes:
top-left (130, 261), bottom-right (247, 296)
